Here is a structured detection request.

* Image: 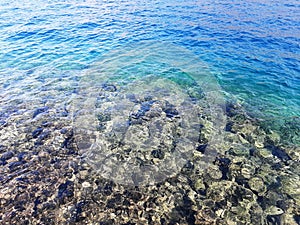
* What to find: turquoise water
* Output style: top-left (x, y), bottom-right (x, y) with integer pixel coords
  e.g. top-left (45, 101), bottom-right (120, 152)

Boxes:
top-left (1, 0), bottom-right (300, 224)
top-left (1, 0), bottom-right (299, 120)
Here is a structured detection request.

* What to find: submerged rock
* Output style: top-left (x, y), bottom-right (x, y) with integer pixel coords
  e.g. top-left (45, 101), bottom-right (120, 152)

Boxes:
top-left (0, 151), bottom-right (14, 161)
top-left (207, 165), bottom-right (223, 180)
top-left (32, 106), bottom-right (49, 118)
top-left (32, 127), bottom-right (43, 138)
top-left (248, 177), bottom-right (266, 196)
top-left (280, 175), bottom-right (300, 205)
top-left (1, 63), bottom-right (299, 225)
top-left (101, 83), bottom-right (117, 92)
top-left (265, 206), bottom-right (284, 216)
top-left (57, 180), bottom-right (74, 204)
top-left (266, 144), bottom-right (292, 161)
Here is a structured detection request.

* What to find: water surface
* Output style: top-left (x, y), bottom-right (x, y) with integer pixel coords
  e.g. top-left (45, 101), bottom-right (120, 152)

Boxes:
top-left (0, 0), bottom-right (299, 224)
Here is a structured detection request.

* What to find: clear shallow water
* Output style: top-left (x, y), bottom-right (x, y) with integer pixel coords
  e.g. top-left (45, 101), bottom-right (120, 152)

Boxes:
top-left (72, 41), bottom-right (226, 185)
top-left (0, 0), bottom-right (300, 224)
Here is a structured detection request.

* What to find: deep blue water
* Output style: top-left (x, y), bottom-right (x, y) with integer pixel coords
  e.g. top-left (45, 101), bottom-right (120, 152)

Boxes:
top-left (0, 0), bottom-right (299, 135)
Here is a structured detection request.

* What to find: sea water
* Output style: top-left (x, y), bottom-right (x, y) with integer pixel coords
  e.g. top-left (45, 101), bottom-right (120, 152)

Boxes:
top-left (0, 0), bottom-right (299, 223)
top-left (1, 0), bottom-right (299, 129)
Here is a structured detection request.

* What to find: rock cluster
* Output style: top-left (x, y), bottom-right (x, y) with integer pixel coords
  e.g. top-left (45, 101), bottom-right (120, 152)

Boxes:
top-left (0, 94), bottom-right (299, 224)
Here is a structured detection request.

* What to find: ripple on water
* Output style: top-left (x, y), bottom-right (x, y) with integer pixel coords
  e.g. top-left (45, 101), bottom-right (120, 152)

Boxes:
top-left (72, 41), bottom-right (226, 186)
